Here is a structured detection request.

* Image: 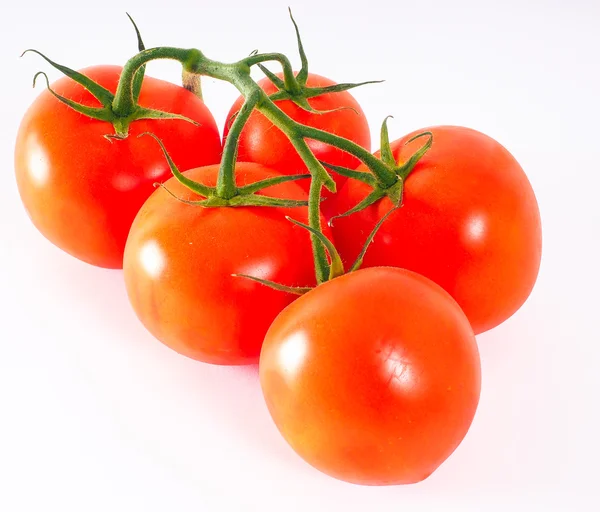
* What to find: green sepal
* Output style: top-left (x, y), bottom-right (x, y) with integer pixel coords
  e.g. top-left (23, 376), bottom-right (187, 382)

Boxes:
top-left (231, 274), bottom-right (313, 295)
top-left (286, 217), bottom-right (345, 280)
top-left (303, 80), bottom-right (384, 98)
top-left (396, 131), bottom-right (433, 179)
top-left (287, 8), bottom-right (309, 86)
top-left (379, 116), bottom-right (395, 166)
top-left (140, 132), bottom-right (213, 197)
top-left (319, 160), bottom-right (377, 187)
top-left (267, 89), bottom-right (293, 102)
top-left (294, 96), bottom-right (358, 115)
top-left (350, 206), bottom-right (399, 272)
top-left (257, 9), bottom-right (381, 116)
top-left (110, 108), bottom-right (200, 140)
top-left (142, 137), bottom-right (310, 210)
top-left (385, 179), bottom-right (405, 207)
top-left (22, 49), bottom-right (114, 106)
top-left (154, 183), bottom-right (213, 206)
top-left (258, 63), bottom-right (286, 90)
top-left (133, 107), bottom-right (200, 125)
top-left (24, 47), bottom-right (200, 140)
top-left (32, 72), bottom-right (114, 122)
top-left (126, 13), bottom-right (146, 103)
top-left (154, 184), bottom-right (310, 210)
top-left (237, 174), bottom-right (312, 195)
top-left (329, 188), bottom-right (385, 224)
top-left (267, 88), bottom-right (359, 116)
top-left (269, 81), bottom-right (382, 104)
top-left (228, 195), bottom-right (309, 208)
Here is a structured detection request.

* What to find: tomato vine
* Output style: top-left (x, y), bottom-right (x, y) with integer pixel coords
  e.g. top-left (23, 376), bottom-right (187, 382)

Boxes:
top-left (25, 12), bottom-right (432, 285)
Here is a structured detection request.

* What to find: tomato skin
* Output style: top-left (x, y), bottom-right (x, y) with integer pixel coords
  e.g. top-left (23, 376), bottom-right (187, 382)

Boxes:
top-left (15, 65), bottom-right (222, 269)
top-left (123, 163), bottom-right (325, 365)
top-left (331, 126), bottom-right (542, 335)
top-left (224, 73), bottom-right (371, 204)
top-left (260, 267), bottom-right (480, 485)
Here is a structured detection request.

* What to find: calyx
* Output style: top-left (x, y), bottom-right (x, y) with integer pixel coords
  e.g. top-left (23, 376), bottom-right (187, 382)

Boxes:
top-left (22, 15), bottom-right (200, 140)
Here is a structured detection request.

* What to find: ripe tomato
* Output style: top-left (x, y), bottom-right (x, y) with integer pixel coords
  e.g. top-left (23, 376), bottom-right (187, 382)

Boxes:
top-left (15, 65), bottom-right (222, 269)
top-left (260, 267), bottom-right (481, 485)
top-left (123, 163), bottom-right (326, 365)
top-left (331, 126), bottom-right (542, 335)
top-left (224, 73), bottom-right (371, 202)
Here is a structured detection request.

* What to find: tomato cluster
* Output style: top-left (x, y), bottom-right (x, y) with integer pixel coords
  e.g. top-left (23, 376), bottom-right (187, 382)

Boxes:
top-left (15, 14), bottom-right (541, 486)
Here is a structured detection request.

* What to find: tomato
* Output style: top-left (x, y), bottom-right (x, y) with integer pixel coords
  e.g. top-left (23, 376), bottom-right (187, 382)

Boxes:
top-left (123, 163), bottom-right (326, 365)
top-left (260, 267), bottom-right (480, 485)
top-left (224, 73), bottom-right (371, 204)
top-left (331, 126), bottom-right (542, 334)
top-left (15, 65), bottom-right (222, 269)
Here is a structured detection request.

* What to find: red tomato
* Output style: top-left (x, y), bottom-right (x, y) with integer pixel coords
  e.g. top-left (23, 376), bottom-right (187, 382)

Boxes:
top-left (331, 126), bottom-right (542, 334)
top-left (123, 163), bottom-right (326, 365)
top-left (15, 65), bottom-right (222, 269)
top-left (260, 267), bottom-right (481, 485)
top-left (224, 73), bottom-right (371, 203)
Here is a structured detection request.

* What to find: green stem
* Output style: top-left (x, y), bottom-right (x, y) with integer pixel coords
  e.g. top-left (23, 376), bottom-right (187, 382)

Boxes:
top-left (291, 142), bottom-right (329, 284)
top-left (112, 47), bottom-right (201, 116)
top-left (300, 126), bottom-right (396, 187)
top-left (244, 88), bottom-right (395, 186)
top-left (111, 47), bottom-right (390, 284)
top-left (114, 48), bottom-right (389, 184)
top-left (243, 52), bottom-right (299, 93)
top-left (309, 179), bottom-right (328, 284)
top-left (217, 92), bottom-right (260, 199)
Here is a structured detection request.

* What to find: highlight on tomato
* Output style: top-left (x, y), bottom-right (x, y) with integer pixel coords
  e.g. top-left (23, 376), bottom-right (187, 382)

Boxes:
top-left (15, 21), bottom-right (222, 269)
top-left (259, 266), bottom-right (481, 485)
top-left (330, 124), bottom-right (542, 334)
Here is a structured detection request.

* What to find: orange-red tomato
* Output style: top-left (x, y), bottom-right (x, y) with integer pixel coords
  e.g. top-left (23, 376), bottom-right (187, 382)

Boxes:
top-left (124, 163), bottom-right (326, 365)
top-left (260, 267), bottom-right (481, 485)
top-left (15, 65), bottom-right (222, 269)
top-left (224, 73), bottom-right (371, 203)
top-left (331, 126), bottom-right (542, 334)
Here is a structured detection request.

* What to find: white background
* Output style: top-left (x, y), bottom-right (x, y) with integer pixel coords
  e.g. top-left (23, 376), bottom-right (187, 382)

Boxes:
top-left (1, 0), bottom-right (599, 510)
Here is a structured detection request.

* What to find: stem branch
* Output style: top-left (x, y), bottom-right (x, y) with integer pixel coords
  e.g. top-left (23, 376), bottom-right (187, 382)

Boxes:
top-left (111, 46), bottom-right (389, 283)
top-left (217, 92), bottom-right (260, 198)
top-left (112, 47), bottom-right (198, 116)
top-left (243, 52), bottom-right (298, 92)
